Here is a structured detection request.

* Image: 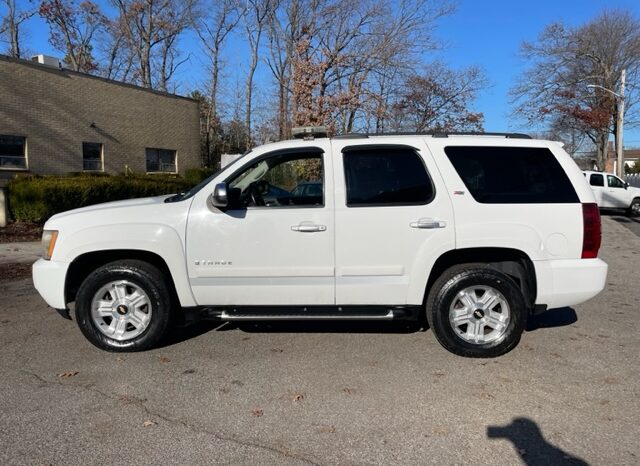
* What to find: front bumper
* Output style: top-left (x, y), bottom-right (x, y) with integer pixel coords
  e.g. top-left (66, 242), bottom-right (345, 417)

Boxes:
top-left (33, 258), bottom-right (69, 310)
top-left (534, 258), bottom-right (608, 309)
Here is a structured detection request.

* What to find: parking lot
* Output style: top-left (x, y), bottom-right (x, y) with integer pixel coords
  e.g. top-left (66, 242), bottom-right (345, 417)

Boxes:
top-left (0, 217), bottom-right (638, 465)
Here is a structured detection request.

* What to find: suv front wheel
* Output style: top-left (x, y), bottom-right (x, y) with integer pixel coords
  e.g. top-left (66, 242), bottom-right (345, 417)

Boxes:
top-left (75, 260), bottom-right (174, 352)
top-left (427, 265), bottom-right (527, 358)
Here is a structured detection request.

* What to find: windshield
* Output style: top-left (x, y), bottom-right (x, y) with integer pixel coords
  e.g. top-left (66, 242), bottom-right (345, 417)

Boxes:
top-left (164, 150), bottom-right (252, 203)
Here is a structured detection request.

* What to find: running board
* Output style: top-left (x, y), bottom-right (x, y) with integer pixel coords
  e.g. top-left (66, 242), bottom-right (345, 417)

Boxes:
top-left (181, 305), bottom-right (422, 323)
top-left (219, 310), bottom-right (395, 321)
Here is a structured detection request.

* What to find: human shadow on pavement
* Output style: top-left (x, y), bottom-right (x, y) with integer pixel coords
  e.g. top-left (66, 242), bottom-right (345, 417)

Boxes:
top-left (526, 307), bottom-right (577, 331)
top-left (487, 417), bottom-right (588, 466)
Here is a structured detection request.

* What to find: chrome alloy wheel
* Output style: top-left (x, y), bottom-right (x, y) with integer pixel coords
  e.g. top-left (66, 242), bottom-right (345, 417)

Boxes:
top-left (90, 280), bottom-right (153, 341)
top-left (448, 285), bottom-right (510, 344)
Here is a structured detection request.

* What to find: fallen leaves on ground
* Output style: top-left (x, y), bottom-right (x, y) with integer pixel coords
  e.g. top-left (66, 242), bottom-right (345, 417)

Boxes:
top-left (143, 420), bottom-right (156, 427)
top-left (0, 222), bottom-right (42, 242)
top-left (251, 409), bottom-right (263, 417)
top-left (57, 371), bottom-right (79, 378)
top-left (292, 393), bottom-right (304, 402)
top-left (158, 356), bottom-right (171, 363)
top-left (318, 425), bottom-right (336, 433)
top-left (0, 263), bottom-right (32, 282)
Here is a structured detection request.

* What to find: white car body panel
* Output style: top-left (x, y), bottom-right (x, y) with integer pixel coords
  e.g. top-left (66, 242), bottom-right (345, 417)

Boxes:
top-left (186, 139), bottom-right (335, 305)
top-left (35, 195), bottom-right (197, 308)
top-left (32, 135), bottom-right (608, 315)
top-left (331, 137), bottom-right (456, 305)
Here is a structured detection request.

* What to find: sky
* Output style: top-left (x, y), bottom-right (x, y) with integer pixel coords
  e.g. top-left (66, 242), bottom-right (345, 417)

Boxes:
top-left (7, 0), bottom-right (640, 148)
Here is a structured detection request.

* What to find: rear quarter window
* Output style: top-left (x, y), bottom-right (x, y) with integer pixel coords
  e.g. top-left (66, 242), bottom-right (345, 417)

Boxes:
top-left (444, 146), bottom-right (579, 204)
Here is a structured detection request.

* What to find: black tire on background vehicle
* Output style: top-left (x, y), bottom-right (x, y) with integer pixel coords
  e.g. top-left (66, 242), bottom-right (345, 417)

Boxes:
top-left (75, 260), bottom-right (174, 352)
top-left (426, 264), bottom-right (527, 358)
top-left (627, 198), bottom-right (640, 217)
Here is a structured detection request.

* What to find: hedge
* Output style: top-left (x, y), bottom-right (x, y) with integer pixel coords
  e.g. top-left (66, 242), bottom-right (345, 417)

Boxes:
top-left (8, 174), bottom-right (196, 223)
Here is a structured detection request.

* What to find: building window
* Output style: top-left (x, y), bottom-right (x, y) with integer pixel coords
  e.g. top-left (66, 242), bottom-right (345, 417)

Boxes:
top-left (146, 148), bottom-right (177, 173)
top-left (83, 142), bottom-right (103, 171)
top-left (0, 135), bottom-right (27, 170)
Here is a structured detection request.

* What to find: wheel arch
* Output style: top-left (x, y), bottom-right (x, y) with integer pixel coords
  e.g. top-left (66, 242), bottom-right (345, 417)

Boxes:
top-left (65, 249), bottom-right (188, 308)
top-left (424, 247), bottom-right (537, 309)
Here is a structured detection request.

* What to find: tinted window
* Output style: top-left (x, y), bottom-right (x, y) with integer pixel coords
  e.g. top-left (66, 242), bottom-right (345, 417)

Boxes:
top-left (82, 142), bottom-right (103, 171)
top-left (146, 148), bottom-right (176, 173)
top-left (445, 146), bottom-right (579, 204)
top-left (343, 147), bottom-right (434, 206)
top-left (0, 135), bottom-right (27, 169)
top-left (607, 175), bottom-right (625, 188)
top-left (590, 174), bottom-right (604, 187)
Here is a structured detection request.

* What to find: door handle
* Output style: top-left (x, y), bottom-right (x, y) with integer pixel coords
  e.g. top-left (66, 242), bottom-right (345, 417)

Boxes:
top-left (291, 224), bottom-right (327, 232)
top-left (410, 218), bottom-right (446, 229)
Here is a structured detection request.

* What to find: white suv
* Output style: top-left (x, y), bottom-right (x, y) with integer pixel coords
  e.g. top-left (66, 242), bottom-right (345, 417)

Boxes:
top-left (583, 170), bottom-right (640, 216)
top-left (33, 132), bottom-right (608, 357)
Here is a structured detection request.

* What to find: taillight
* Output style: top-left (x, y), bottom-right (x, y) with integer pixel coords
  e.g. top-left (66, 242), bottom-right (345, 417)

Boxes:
top-left (582, 203), bottom-right (601, 259)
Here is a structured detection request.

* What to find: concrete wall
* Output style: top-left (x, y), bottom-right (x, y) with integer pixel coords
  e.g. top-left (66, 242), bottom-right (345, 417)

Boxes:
top-left (0, 56), bottom-right (200, 182)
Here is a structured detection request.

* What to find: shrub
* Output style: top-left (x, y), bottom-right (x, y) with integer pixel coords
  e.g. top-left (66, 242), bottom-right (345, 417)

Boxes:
top-left (8, 174), bottom-right (193, 223)
top-left (183, 167), bottom-right (216, 186)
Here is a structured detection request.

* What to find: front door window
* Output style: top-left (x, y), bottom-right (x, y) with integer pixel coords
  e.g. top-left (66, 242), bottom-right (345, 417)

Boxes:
top-left (228, 151), bottom-right (323, 208)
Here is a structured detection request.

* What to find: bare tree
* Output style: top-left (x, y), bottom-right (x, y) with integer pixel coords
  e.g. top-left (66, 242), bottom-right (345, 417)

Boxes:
top-left (195, 0), bottom-right (241, 165)
top-left (389, 62), bottom-right (486, 132)
top-left (284, 0), bottom-right (455, 134)
top-left (511, 9), bottom-right (640, 169)
top-left (39, 0), bottom-right (105, 72)
top-left (100, 16), bottom-right (134, 81)
top-left (1, 0), bottom-right (36, 58)
top-left (243, 0), bottom-right (277, 147)
top-left (110, 0), bottom-right (196, 89)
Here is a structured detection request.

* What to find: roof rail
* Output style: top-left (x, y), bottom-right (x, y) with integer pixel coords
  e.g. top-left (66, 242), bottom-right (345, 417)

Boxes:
top-left (333, 131), bottom-right (532, 140)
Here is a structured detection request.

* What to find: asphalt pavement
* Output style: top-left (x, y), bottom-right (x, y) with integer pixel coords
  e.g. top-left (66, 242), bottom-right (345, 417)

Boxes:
top-left (603, 211), bottom-right (640, 238)
top-left (0, 217), bottom-right (638, 465)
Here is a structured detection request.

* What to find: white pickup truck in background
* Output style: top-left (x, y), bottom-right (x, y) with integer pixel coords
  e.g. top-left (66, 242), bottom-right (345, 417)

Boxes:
top-left (583, 170), bottom-right (640, 216)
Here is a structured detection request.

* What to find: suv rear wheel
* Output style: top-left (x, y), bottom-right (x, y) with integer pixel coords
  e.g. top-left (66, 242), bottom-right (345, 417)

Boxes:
top-left (75, 260), bottom-right (173, 352)
top-left (427, 265), bottom-right (526, 358)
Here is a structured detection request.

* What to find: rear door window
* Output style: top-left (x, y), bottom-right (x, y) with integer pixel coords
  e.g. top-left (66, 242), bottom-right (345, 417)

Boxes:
top-left (590, 174), bottom-right (604, 187)
top-left (444, 146), bottom-right (579, 204)
top-left (343, 147), bottom-right (434, 206)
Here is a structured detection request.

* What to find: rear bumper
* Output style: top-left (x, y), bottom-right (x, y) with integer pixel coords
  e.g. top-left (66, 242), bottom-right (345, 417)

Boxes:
top-left (33, 258), bottom-right (69, 310)
top-left (534, 258), bottom-right (608, 309)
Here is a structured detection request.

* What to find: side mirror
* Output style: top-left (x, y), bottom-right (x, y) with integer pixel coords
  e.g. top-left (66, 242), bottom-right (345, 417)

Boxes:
top-left (211, 183), bottom-right (229, 208)
top-left (625, 182), bottom-right (629, 189)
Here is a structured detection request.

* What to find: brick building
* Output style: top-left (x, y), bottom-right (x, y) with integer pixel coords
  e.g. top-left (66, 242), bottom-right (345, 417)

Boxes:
top-left (0, 55), bottom-right (200, 185)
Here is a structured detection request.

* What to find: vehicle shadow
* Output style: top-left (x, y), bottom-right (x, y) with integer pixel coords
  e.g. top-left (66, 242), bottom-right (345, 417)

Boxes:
top-left (161, 320), bottom-right (228, 348)
top-left (216, 320), bottom-right (425, 334)
top-left (162, 307), bottom-right (578, 346)
top-left (526, 307), bottom-right (577, 332)
top-left (600, 209), bottom-right (639, 223)
top-left (487, 417), bottom-right (589, 465)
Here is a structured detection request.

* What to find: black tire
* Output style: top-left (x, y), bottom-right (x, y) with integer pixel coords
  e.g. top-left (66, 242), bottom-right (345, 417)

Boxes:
top-left (426, 264), bottom-right (527, 358)
top-left (75, 260), bottom-right (174, 352)
top-left (627, 198), bottom-right (640, 217)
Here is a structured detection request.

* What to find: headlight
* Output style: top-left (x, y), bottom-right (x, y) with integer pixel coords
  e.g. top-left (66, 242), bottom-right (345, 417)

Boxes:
top-left (41, 230), bottom-right (59, 260)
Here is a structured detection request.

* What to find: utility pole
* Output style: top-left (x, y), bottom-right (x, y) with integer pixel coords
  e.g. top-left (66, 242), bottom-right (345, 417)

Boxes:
top-left (616, 69), bottom-right (626, 178)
